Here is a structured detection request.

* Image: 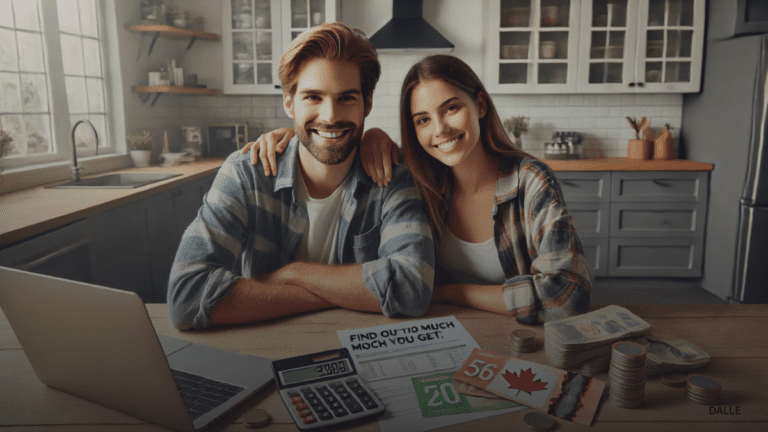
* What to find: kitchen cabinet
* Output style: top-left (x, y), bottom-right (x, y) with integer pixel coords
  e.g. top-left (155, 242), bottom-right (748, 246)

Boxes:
top-left (486, 0), bottom-right (705, 93)
top-left (223, 0), bottom-right (339, 94)
top-left (487, 0), bottom-right (583, 93)
top-left (0, 173), bottom-right (217, 303)
top-left (558, 172), bottom-right (611, 276)
top-left (0, 220), bottom-right (92, 283)
top-left (556, 170), bottom-right (708, 277)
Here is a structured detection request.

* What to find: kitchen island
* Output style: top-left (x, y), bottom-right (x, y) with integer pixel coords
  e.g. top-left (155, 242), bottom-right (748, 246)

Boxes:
top-left (0, 303), bottom-right (765, 431)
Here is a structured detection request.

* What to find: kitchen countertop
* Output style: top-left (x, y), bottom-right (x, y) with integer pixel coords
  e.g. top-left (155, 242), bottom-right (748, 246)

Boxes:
top-left (543, 157), bottom-right (714, 171)
top-left (0, 157), bottom-right (714, 249)
top-left (0, 159), bottom-right (225, 247)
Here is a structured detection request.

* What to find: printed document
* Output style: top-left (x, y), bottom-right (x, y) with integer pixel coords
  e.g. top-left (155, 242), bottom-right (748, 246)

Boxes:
top-left (337, 316), bottom-right (526, 432)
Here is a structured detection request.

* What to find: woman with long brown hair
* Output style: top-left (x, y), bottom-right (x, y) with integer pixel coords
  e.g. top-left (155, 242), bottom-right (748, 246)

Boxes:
top-left (246, 55), bottom-right (592, 323)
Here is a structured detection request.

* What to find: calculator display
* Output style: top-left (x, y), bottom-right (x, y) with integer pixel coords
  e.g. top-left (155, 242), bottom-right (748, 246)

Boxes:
top-left (281, 359), bottom-right (351, 385)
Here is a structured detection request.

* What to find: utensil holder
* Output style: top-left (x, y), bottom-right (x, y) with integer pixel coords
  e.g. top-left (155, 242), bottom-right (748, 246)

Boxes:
top-left (627, 139), bottom-right (652, 159)
top-left (654, 136), bottom-right (675, 159)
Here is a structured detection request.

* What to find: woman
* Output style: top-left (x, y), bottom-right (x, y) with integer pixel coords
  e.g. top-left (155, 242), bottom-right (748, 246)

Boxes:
top-left (245, 55), bottom-right (592, 323)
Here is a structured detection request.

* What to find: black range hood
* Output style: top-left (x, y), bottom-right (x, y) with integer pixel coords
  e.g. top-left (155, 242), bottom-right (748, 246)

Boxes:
top-left (369, 0), bottom-right (454, 52)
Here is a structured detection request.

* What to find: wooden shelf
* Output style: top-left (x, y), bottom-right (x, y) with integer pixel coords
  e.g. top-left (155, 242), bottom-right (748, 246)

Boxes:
top-left (132, 85), bottom-right (219, 95)
top-left (132, 86), bottom-right (219, 106)
top-left (125, 24), bottom-right (220, 40)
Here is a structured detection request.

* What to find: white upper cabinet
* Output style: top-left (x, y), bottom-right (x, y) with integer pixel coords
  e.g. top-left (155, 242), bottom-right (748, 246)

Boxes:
top-left (578, 0), bottom-right (705, 93)
top-left (486, 0), bottom-right (705, 93)
top-left (488, 0), bottom-right (582, 93)
top-left (223, 0), bottom-right (339, 94)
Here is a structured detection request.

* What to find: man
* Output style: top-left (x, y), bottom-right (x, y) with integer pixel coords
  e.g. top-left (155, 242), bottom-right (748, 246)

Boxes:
top-left (167, 23), bottom-right (434, 330)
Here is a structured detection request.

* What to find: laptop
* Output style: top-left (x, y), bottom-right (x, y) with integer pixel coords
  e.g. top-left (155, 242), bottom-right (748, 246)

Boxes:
top-left (0, 266), bottom-right (274, 432)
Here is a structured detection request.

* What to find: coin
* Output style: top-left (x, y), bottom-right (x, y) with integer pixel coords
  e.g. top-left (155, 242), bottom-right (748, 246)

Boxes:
top-left (523, 411), bottom-right (555, 431)
top-left (512, 329), bottom-right (536, 341)
top-left (660, 373), bottom-right (687, 388)
top-left (243, 408), bottom-right (271, 428)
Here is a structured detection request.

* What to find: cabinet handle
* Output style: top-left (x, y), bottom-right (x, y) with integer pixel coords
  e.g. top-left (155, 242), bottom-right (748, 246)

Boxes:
top-left (652, 179), bottom-right (671, 187)
top-left (561, 180), bottom-right (577, 187)
top-left (16, 238), bottom-right (91, 271)
top-left (628, 82), bottom-right (636, 87)
top-left (637, 82), bottom-right (645, 87)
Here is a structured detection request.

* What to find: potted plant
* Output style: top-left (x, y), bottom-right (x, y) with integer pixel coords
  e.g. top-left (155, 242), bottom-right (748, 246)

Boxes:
top-left (0, 129), bottom-right (14, 173)
top-left (503, 116), bottom-right (529, 147)
top-left (126, 131), bottom-right (152, 167)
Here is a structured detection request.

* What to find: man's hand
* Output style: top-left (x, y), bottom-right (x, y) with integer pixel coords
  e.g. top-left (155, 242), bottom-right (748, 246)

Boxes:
top-left (361, 128), bottom-right (400, 187)
top-left (241, 127), bottom-right (294, 176)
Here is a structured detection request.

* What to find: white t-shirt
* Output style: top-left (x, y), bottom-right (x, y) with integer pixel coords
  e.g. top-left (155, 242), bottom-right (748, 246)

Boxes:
top-left (294, 173), bottom-right (350, 264)
top-left (437, 228), bottom-right (506, 285)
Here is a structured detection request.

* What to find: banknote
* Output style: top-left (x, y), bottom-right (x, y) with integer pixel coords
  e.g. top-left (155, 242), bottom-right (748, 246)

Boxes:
top-left (452, 348), bottom-right (605, 426)
top-left (629, 334), bottom-right (710, 376)
top-left (544, 305), bottom-right (651, 348)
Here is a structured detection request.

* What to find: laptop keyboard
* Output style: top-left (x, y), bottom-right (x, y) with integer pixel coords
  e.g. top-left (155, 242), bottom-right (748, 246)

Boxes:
top-left (171, 369), bottom-right (245, 420)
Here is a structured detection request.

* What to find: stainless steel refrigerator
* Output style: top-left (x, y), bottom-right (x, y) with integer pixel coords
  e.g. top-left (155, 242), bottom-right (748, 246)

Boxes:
top-left (682, 32), bottom-right (768, 304)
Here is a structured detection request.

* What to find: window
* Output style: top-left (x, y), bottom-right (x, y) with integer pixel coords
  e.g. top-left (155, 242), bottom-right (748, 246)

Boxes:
top-left (0, 0), bottom-right (113, 170)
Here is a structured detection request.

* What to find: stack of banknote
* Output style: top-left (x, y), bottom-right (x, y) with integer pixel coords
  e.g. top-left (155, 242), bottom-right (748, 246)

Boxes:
top-left (544, 305), bottom-right (653, 375)
top-left (628, 334), bottom-right (711, 376)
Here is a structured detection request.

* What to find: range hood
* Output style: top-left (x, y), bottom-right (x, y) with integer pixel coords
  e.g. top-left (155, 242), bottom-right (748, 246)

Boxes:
top-left (369, 0), bottom-right (454, 52)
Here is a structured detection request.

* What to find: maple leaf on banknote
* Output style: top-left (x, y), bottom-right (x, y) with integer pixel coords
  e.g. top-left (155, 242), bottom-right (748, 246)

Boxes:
top-left (502, 368), bottom-right (549, 397)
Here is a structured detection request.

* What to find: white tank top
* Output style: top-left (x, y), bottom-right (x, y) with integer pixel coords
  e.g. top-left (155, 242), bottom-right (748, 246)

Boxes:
top-left (294, 173), bottom-right (350, 264)
top-left (437, 228), bottom-right (506, 285)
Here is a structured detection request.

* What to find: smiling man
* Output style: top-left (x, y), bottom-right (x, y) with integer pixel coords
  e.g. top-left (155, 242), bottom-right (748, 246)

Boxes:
top-left (167, 23), bottom-right (434, 330)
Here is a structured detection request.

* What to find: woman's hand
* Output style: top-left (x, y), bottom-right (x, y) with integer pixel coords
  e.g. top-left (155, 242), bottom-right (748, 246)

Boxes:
top-left (241, 127), bottom-right (294, 176)
top-left (361, 128), bottom-right (400, 187)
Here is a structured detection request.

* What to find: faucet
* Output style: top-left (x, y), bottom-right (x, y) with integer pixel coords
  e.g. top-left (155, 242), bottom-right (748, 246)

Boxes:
top-left (71, 119), bottom-right (98, 182)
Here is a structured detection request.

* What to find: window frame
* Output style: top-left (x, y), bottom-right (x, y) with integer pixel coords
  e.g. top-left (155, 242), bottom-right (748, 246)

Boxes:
top-left (0, 0), bottom-right (125, 178)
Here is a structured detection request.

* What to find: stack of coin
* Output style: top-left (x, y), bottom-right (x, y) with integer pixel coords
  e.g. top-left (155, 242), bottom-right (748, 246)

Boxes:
top-left (608, 341), bottom-right (647, 408)
top-left (659, 373), bottom-right (687, 388)
top-left (511, 329), bottom-right (537, 354)
top-left (685, 374), bottom-right (722, 405)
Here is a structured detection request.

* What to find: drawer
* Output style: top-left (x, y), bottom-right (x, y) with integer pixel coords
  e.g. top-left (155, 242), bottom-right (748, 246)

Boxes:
top-left (580, 237), bottom-right (609, 278)
top-left (608, 237), bottom-right (703, 277)
top-left (610, 202), bottom-right (705, 237)
top-left (567, 203), bottom-right (610, 237)
top-left (611, 172), bottom-right (708, 203)
top-left (555, 172), bottom-right (611, 203)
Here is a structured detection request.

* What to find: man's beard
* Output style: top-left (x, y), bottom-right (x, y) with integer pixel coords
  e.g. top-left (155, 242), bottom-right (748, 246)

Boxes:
top-left (295, 121), bottom-right (362, 165)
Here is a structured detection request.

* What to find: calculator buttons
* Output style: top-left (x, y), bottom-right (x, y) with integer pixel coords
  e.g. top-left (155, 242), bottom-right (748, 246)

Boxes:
top-left (302, 415), bottom-right (317, 424)
top-left (318, 411), bottom-right (333, 421)
top-left (295, 402), bottom-right (308, 411)
top-left (333, 407), bottom-right (349, 417)
top-left (343, 398), bottom-right (364, 413)
top-left (290, 395), bottom-right (303, 405)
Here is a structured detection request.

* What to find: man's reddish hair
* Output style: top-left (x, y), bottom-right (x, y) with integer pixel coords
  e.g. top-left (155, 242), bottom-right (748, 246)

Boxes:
top-left (278, 22), bottom-right (381, 102)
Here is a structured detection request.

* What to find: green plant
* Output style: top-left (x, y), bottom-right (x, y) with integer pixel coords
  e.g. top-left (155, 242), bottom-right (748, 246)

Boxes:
top-left (503, 116), bottom-right (529, 138)
top-left (126, 131), bottom-right (152, 151)
top-left (0, 129), bottom-right (14, 158)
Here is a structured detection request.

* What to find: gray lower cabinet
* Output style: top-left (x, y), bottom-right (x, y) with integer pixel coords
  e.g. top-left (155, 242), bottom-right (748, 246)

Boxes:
top-left (557, 172), bottom-right (611, 277)
top-left (0, 172), bottom-right (217, 303)
top-left (0, 220), bottom-right (92, 283)
top-left (556, 170), bottom-right (709, 277)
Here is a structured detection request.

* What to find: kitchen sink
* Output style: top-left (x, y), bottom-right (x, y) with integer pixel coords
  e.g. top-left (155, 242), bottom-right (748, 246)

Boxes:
top-left (46, 173), bottom-right (182, 189)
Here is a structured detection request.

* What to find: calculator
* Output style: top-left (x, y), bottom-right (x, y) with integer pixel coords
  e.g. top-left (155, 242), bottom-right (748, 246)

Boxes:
top-left (271, 348), bottom-right (385, 430)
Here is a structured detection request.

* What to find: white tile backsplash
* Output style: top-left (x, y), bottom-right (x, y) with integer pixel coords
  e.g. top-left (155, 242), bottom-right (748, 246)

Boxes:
top-left (179, 55), bottom-right (683, 158)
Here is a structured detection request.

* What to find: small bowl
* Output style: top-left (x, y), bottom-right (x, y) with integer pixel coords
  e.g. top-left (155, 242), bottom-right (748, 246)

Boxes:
top-left (502, 44), bottom-right (528, 60)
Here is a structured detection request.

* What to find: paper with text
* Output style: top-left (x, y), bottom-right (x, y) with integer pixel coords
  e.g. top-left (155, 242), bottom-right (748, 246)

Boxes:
top-left (338, 316), bottom-right (526, 432)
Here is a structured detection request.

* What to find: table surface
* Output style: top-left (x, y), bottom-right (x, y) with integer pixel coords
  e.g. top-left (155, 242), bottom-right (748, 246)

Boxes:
top-left (1, 303), bottom-right (766, 432)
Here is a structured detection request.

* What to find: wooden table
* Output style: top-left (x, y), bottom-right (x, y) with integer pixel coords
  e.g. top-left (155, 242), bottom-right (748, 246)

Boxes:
top-left (1, 304), bottom-right (766, 431)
